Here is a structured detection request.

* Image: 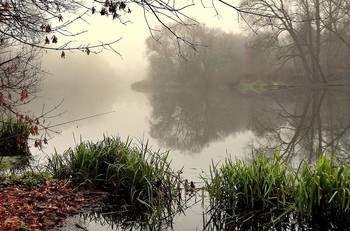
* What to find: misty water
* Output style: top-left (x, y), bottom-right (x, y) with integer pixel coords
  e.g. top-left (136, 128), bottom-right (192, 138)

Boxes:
top-left (23, 49), bottom-right (350, 230)
top-left (3, 0), bottom-right (350, 229)
top-left (19, 15), bottom-right (350, 228)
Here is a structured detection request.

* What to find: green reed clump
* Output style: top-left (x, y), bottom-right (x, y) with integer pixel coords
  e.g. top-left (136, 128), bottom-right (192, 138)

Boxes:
top-left (295, 155), bottom-right (350, 226)
top-left (46, 136), bottom-right (177, 218)
top-left (203, 150), bottom-right (294, 225)
top-left (203, 151), bottom-right (350, 229)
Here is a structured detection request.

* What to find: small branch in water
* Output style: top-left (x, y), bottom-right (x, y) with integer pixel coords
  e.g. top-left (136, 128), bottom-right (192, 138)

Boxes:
top-left (75, 223), bottom-right (89, 231)
top-left (40, 111), bottom-right (116, 130)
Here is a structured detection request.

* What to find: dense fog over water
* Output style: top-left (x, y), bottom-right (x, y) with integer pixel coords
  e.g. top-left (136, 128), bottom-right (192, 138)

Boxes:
top-left (23, 0), bottom-right (350, 164)
top-left (1, 0), bottom-right (349, 229)
top-left (24, 4), bottom-right (243, 161)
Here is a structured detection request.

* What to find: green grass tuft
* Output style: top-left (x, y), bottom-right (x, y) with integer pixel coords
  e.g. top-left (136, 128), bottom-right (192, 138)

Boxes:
top-left (203, 151), bottom-right (350, 229)
top-left (46, 135), bottom-right (178, 225)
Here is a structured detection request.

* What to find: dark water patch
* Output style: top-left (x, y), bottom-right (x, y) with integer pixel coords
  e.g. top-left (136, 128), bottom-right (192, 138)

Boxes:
top-left (58, 192), bottom-right (203, 231)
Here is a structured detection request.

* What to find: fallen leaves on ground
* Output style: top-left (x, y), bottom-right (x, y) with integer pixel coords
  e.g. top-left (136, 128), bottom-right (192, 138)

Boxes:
top-left (0, 180), bottom-right (108, 231)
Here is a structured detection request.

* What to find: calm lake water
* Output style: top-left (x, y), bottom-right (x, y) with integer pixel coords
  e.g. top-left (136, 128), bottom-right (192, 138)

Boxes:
top-left (25, 51), bottom-right (350, 230)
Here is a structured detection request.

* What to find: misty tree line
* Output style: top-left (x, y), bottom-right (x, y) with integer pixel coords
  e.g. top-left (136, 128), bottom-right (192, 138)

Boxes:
top-left (146, 0), bottom-right (350, 86)
top-left (146, 22), bottom-right (350, 86)
top-left (145, 23), bottom-right (246, 88)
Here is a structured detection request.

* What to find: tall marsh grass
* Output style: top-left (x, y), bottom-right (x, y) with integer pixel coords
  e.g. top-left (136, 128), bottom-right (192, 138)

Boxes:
top-left (46, 136), bottom-right (178, 224)
top-left (203, 150), bottom-right (350, 230)
top-left (295, 154), bottom-right (350, 228)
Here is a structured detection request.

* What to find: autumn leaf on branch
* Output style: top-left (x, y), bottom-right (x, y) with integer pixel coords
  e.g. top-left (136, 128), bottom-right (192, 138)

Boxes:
top-left (20, 89), bottom-right (29, 101)
top-left (51, 35), bottom-right (58, 44)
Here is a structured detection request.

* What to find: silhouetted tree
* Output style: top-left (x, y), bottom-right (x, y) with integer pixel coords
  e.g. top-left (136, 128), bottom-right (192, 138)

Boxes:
top-left (146, 23), bottom-right (246, 88)
top-left (238, 0), bottom-right (350, 83)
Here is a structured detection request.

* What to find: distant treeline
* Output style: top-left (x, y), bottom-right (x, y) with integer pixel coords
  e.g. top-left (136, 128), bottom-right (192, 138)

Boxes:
top-left (145, 21), bottom-right (350, 86)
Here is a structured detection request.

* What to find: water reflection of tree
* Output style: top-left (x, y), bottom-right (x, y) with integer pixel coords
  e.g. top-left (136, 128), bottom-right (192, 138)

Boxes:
top-left (144, 81), bottom-right (350, 159)
top-left (148, 88), bottom-right (250, 154)
top-left (251, 88), bottom-right (350, 163)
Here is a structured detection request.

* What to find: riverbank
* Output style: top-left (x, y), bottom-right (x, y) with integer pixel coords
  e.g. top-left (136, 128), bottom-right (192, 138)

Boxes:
top-left (2, 134), bottom-right (350, 230)
top-left (0, 136), bottom-right (179, 230)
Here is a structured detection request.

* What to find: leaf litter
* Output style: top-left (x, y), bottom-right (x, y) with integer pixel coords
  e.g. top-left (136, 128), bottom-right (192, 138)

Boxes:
top-left (0, 179), bottom-right (108, 231)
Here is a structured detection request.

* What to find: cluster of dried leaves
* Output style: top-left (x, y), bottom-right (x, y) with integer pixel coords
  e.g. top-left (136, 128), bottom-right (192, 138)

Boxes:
top-left (0, 179), bottom-right (108, 231)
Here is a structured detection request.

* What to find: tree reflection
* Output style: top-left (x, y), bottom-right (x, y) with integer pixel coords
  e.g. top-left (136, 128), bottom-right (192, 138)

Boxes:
top-left (141, 79), bottom-right (350, 160)
top-left (251, 88), bottom-right (350, 163)
top-left (148, 88), bottom-right (250, 153)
